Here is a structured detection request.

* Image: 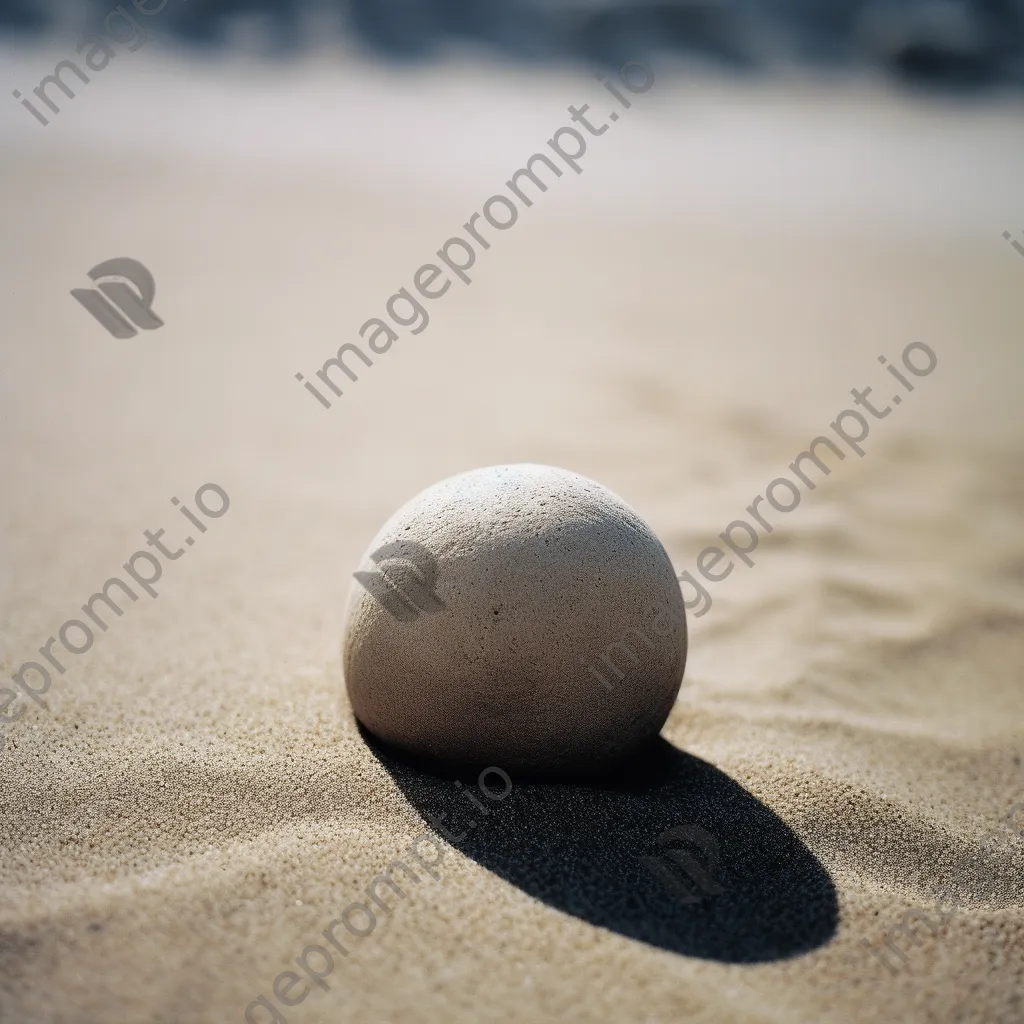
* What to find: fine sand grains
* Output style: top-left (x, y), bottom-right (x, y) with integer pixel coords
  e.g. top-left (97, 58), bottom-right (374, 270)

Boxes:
top-left (1, 59), bottom-right (1023, 1024)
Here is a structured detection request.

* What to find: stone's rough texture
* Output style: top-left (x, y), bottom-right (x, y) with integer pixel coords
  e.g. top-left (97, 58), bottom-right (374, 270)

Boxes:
top-left (342, 464), bottom-right (687, 777)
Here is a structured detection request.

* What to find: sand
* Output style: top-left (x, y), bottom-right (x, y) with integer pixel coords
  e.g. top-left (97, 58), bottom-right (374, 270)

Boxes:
top-left (1, 46), bottom-right (1023, 1024)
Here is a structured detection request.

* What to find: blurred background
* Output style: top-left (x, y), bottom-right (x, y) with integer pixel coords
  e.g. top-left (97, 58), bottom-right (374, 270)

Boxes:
top-left (2, 3), bottom-right (1024, 1024)
top-left (2, 0), bottom-right (1024, 83)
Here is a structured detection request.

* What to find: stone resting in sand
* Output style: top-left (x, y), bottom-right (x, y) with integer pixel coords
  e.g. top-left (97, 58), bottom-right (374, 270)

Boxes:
top-left (343, 463), bottom-right (687, 777)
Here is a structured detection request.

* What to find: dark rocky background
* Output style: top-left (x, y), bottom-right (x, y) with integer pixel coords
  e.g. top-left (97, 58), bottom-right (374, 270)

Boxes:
top-left (1, 0), bottom-right (1023, 90)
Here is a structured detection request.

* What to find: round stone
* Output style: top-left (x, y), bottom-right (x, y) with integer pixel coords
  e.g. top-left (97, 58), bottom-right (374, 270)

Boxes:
top-left (342, 464), bottom-right (687, 778)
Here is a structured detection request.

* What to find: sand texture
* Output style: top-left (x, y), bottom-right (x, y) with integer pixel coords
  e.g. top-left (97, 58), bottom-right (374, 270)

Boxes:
top-left (1, 53), bottom-right (1023, 1024)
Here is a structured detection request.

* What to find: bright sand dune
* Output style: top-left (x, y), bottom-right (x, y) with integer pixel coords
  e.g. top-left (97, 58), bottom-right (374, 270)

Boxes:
top-left (1, 43), bottom-right (1024, 1024)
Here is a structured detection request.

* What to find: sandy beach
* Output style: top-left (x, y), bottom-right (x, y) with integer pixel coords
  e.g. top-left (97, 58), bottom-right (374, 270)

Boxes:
top-left (1, 42), bottom-right (1024, 1024)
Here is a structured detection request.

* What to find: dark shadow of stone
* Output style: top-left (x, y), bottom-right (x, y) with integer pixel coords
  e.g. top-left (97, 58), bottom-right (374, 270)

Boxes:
top-left (359, 722), bottom-right (839, 963)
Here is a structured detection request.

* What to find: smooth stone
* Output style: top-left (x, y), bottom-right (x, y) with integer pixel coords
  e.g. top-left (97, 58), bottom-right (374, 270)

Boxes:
top-left (343, 464), bottom-right (686, 778)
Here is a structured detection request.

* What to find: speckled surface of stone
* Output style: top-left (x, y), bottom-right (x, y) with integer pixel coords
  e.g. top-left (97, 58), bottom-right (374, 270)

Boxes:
top-left (343, 464), bottom-right (687, 776)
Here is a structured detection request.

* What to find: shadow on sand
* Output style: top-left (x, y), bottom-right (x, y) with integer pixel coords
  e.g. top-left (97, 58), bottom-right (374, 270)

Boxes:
top-left (360, 723), bottom-right (839, 964)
